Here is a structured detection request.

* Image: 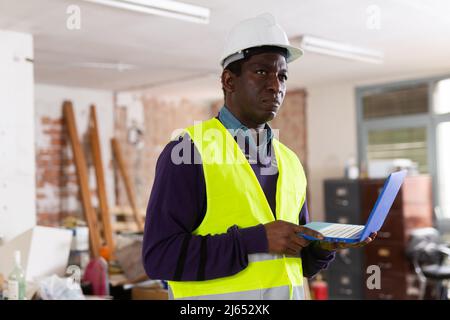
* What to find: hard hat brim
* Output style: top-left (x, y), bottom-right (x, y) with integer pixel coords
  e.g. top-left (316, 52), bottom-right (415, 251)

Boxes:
top-left (277, 44), bottom-right (304, 63)
top-left (221, 44), bottom-right (304, 68)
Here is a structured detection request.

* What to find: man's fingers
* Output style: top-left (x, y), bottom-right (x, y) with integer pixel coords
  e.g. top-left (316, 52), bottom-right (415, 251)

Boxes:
top-left (286, 243), bottom-right (301, 256)
top-left (362, 232), bottom-right (377, 244)
top-left (296, 226), bottom-right (324, 240)
top-left (285, 250), bottom-right (298, 257)
top-left (286, 233), bottom-right (313, 255)
top-left (337, 242), bottom-right (350, 249)
top-left (320, 232), bottom-right (379, 250)
top-left (291, 234), bottom-right (310, 248)
top-left (325, 242), bottom-right (338, 250)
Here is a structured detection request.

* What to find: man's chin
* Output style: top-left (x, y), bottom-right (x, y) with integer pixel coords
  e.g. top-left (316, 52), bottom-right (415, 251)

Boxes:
top-left (263, 111), bottom-right (277, 122)
top-left (249, 111), bottom-right (277, 126)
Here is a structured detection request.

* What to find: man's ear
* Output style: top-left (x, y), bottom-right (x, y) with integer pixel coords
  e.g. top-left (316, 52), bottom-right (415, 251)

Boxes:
top-left (221, 70), bottom-right (235, 94)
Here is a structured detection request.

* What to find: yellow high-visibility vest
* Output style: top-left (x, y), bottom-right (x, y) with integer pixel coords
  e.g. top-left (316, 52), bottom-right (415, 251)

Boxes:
top-left (168, 118), bottom-right (307, 300)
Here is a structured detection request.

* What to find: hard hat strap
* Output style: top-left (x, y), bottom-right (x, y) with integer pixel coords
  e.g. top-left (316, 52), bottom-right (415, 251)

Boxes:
top-left (223, 46), bottom-right (288, 69)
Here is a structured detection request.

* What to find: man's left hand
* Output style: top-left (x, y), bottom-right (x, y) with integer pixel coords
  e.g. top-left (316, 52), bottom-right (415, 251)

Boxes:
top-left (317, 232), bottom-right (377, 251)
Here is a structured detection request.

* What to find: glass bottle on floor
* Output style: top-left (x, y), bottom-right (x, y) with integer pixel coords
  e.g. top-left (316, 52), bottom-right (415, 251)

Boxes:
top-left (8, 251), bottom-right (26, 300)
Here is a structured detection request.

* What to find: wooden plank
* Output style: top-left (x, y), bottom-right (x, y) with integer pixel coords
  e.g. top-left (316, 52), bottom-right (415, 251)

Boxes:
top-left (111, 138), bottom-right (144, 232)
top-left (63, 101), bottom-right (101, 257)
top-left (89, 105), bottom-right (115, 257)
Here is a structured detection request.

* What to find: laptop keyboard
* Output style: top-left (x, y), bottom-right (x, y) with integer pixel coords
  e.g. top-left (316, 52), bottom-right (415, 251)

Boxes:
top-left (320, 224), bottom-right (364, 239)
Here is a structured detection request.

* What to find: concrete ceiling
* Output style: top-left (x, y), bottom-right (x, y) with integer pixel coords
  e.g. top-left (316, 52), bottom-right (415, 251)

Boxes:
top-left (1, 0), bottom-right (450, 100)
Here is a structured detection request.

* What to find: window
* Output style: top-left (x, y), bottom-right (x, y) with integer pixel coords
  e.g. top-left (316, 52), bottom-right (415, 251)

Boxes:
top-left (367, 127), bottom-right (428, 173)
top-left (434, 79), bottom-right (450, 115)
top-left (358, 76), bottom-right (450, 220)
top-left (437, 122), bottom-right (450, 219)
top-left (362, 84), bottom-right (428, 119)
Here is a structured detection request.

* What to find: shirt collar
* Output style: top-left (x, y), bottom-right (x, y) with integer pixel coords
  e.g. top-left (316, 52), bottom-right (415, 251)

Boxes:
top-left (218, 105), bottom-right (274, 145)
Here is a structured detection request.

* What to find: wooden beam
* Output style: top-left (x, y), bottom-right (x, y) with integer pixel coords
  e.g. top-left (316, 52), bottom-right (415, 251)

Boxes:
top-left (63, 101), bottom-right (101, 257)
top-left (89, 105), bottom-right (115, 258)
top-left (111, 138), bottom-right (144, 232)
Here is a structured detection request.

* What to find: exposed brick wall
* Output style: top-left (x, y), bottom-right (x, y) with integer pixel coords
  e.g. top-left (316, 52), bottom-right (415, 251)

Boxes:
top-left (114, 94), bottom-right (213, 210)
top-left (35, 116), bottom-right (86, 226)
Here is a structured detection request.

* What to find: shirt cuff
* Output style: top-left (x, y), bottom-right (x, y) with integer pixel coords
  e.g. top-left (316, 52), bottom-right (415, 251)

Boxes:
top-left (240, 224), bottom-right (268, 254)
top-left (310, 241), bottom-right (336, 260)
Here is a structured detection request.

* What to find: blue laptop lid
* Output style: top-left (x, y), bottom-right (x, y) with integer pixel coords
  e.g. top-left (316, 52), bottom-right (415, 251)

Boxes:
top-left (359, 170), bottom-right (407, 241)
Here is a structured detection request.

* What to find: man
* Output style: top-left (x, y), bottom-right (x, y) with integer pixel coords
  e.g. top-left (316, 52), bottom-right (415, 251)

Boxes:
top-left (142, 13), bottom-right (376, 300)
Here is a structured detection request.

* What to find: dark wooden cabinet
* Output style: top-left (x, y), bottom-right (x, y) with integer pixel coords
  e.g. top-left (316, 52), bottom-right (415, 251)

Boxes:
top-left (324, 175), bottom-right (433, 300)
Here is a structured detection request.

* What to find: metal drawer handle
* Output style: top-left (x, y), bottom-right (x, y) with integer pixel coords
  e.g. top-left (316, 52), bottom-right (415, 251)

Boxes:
top-left (338, 250), bottom-right (352, 264)
top-left (378, 232), bottom-right (391, 238)
top-left (340, 276), bottom-right (350, 285)
top-left (336, 188), bottom-right (348, 196)
top-left (377, 248), bottom-right (391, 257)
top-left (339, 288), bottom-right (353, 295)
top-left (378, 262), bottom-right (392, 269)
top-left (335, 199), bottom-right (349, 206)
top-left (338, 217), bottom-right (349, 224)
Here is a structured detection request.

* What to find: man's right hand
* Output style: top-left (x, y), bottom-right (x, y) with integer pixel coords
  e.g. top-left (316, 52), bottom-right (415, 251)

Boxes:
top-left (264, 221), bottom-right (324, 256)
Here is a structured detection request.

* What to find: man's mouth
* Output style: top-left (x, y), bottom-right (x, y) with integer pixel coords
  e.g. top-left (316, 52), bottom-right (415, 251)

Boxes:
top-left (262, 99), bottom-right (281, 109)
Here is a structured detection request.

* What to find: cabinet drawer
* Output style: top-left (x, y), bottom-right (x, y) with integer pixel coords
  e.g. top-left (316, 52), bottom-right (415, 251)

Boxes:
top-left (331, 248), bottom-right (364, 270)
top-left (324, 181), bottom-right (360, 213)
top-left (365, 274), bottom-right (418, 300)
top-left (327, 269), bottom-right (364, 300)
top-left (360, 181), bottom-right (403, 214)
top-left (363, 209), bottom-right (405, 243)
top-left (403, 204), bottom-right (433, 230)
top-left (402, 176), bottom-right (432, 205)
top-left (325, 209), bottom-right (362, 225)
top-left (365, 244), bottom-right (410, 274)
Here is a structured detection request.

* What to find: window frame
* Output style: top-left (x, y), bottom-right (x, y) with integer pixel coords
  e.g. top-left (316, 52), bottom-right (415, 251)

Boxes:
top-left (356, 74), bottom-right (450, 230)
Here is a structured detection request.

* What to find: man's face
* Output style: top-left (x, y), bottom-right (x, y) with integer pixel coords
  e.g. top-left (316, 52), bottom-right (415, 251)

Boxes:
top-left (232, 52), bottom-right (288, 127)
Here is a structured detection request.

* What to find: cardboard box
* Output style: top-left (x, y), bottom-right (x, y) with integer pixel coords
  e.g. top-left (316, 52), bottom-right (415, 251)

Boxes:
top-left (0, 226), bottom-right (72, 282)
top-left (131, 287), bottom-right (168, 300)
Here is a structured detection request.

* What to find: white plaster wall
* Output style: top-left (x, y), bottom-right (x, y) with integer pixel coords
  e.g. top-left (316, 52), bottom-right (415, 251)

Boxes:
top-left (306, 83), bottom-right (357, 221)
top-left (0, 30), bottom-right (36, 243)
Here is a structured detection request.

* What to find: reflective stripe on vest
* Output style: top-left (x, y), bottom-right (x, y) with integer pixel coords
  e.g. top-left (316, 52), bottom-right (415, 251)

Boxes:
top-left (169, 285), bottom-right (305, 300)
top-left (168, 118), bottom-right (307, 300)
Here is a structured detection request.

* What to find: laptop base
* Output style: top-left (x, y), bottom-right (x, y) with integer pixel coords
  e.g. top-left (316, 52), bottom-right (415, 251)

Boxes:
top-left (300, 222), bottom-right (364, 243)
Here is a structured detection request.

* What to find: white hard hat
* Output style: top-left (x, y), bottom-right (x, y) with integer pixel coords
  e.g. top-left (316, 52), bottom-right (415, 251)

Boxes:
top-left (220, 13), bottom-right (303, 68)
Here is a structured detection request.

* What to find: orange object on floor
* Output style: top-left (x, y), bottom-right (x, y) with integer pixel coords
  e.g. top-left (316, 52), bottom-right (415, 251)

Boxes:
top-left (100, 246), bottom-right (111, 261)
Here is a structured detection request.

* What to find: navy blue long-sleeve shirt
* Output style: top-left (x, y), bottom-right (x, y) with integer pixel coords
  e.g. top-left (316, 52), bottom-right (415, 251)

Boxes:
top-left (143, 108), bottom-right (335, 282)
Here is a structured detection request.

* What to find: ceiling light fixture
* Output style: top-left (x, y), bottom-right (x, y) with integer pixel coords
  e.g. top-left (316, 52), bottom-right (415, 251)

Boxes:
top-left (293, 35), bottom-right (384, 64)
top-left (81, 0), bottom-right (210, 24)
top-left (72, 62), bottom-right (136, 72)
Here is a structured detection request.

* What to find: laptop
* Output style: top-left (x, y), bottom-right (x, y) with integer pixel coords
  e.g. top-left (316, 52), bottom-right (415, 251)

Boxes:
top-left (299, 170), bottom-right (407, 243)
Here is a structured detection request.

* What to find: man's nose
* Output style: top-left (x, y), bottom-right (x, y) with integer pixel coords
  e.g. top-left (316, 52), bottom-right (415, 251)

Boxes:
top-left (266, 74), bottom-right (283, 94)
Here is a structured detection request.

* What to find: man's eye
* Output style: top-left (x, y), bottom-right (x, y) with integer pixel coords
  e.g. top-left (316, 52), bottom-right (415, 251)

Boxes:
top-left (256, 70), bottom-right (267, 75)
